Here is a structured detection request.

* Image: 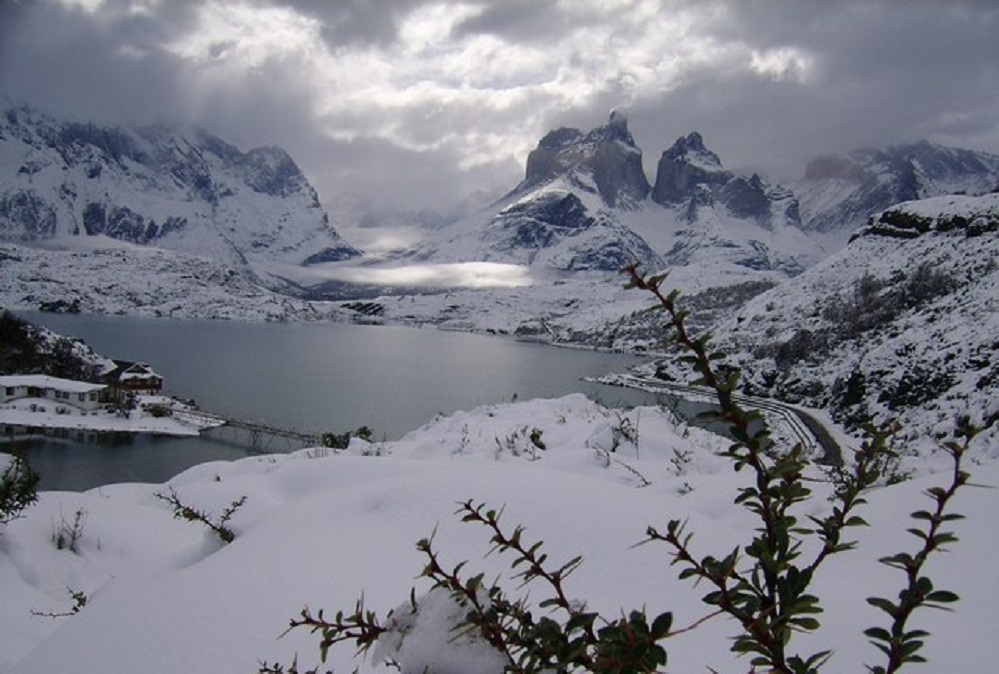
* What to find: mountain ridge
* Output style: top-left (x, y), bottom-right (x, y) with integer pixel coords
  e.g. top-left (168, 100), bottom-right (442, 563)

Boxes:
top-left (0, 102), bottom-right (361, 288)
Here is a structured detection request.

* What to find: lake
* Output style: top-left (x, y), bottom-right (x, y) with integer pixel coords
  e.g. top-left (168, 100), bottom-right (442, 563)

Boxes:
top-left (10, 313), bottom-right (654, 490)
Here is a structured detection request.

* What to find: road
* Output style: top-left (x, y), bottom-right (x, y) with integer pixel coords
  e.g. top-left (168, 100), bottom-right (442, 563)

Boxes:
top-left (601, 374), bottom-right (844, 466)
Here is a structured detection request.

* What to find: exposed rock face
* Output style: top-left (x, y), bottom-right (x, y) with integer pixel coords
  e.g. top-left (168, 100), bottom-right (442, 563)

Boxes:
top-left (0, 103), bottom-right (360, 282)
top-left (519, 111), bottom-right (650, 209)
top-left (651, 132), bottom-right (729, 205)
top-left (720, 174), bottom-right (771, 220)
top-left (501, 191), bottom-right (595, 249)
top-left (651, 131), bottom-right (803, 230)
top-left (487, 190), bottom-right (662, 272)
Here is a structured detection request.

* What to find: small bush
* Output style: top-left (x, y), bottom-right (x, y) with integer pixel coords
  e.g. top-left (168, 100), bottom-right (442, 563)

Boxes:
top-left (53, 507), bottom-right (87, 553)
top-left (31, 588), bottom-right (89, 618)
top-left (0, 451), bottom-right (39, 527)
top-left (155, 488), bottom-right (246, 544)
top-left (321, 426), bottom-right (374, 450)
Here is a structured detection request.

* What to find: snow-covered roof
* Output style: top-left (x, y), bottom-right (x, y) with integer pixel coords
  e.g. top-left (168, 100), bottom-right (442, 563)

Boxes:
top-left (119, 372), bottom-right (161, 381)
top-left (0, 374), bottom-right (105, 393)
top-left (106, 361), bottom-right (163, 382)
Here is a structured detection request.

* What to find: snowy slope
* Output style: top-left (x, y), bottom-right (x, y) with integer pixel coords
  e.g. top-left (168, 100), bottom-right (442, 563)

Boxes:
top-left (0, 241), bottom-right (349, 322)
top-left (0, 103), bottom-right (360, 287)
top-left (1, 394), bottom-right (995, 674)
top-left (688, 192), bottom-right (999, 458)
top-left (794, 141), bottom-right (999, 249)
top-left (416, 180), bottom-right (664, 273)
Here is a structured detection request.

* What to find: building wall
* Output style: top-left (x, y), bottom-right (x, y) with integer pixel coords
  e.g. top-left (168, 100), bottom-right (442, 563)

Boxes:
top-left (2, 383), bottom-right (104, 412)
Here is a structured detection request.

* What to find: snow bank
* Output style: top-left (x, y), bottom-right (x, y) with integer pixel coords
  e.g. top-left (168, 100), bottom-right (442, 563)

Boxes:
top-left (1, 394), bottom-right (995, 674)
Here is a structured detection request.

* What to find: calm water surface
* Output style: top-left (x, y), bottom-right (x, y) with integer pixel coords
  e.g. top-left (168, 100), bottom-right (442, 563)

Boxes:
top-left (12, 313), bottom-right (652, 490)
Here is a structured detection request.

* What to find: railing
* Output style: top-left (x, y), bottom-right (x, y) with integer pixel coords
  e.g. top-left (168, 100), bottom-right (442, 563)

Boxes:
top-left (174, 409), bottom-right (321, 451)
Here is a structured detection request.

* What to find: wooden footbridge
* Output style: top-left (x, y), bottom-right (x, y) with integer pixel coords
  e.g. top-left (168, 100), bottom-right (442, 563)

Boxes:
top-left (173, 409), bottom-right (322, 451)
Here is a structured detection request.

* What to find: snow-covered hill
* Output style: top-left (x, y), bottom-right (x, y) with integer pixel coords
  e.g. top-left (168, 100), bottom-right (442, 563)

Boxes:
top-left (0, 103), bottom-right (360, 288)
top-left (0, 240), bottom-right (348, 322)
top-left (1, 393), bottom-right (995, 674)
top-left (676, 192), bottom-right (999, 456)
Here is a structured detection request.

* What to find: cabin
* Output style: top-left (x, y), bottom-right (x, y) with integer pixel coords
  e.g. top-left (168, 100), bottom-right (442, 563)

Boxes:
top-left (103, 360), bottom-right (164, 398)
top-left (0, 374), bottom-right (107, 413)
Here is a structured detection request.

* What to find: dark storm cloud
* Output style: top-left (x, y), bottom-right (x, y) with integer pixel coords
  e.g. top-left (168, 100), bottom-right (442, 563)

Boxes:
top-left (274, 0), bottom-right (431, 47)
top-left (622, 0), bottom-right (999, 179)
top-left (1, 0), bottom-right (998, 221)
top-left (0, 1), bottom-right (194, 125)
top-left (451, 0), bottom-right (571, 43)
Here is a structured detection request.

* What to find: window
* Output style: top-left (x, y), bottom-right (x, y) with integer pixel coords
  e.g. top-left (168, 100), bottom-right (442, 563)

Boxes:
top-left (78, 393), bottom-right (86, 402)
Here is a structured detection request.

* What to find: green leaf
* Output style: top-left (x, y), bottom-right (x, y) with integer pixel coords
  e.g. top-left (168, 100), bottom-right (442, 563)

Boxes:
top-left (651, 612), bottom-right (673, 638)
top-left (926, 590), bottom-right (960, 604)
top-left (790, 616), bottom-right (821, 631)
top-left (864, 626), bottom-right (892, 642)
top-left (866, 597), bottom-right (898, 617)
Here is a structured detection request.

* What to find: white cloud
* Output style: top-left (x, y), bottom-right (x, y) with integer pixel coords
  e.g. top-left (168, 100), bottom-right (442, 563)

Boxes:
top-left (308, 262), bottom-right (534, 289)
top-left (164, 1), bottom-right (324, 69)
top-left (749, 47), bottom-right (816, 83)
top-left (5, 1), bottom-right (999, 213)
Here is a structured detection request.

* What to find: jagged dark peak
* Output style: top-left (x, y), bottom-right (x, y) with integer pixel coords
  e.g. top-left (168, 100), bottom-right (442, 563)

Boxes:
top-left (719, 173), bottom-right (770, 220)
top-left (660, 131), bottom-right (724, 169)
top-left (537, 126), bottom-right (584, 150)
top-left (581, 109), bottom-right (637, 146)
top-left (520, 111), bottom-right (650, 208)
top-left (651, 131), bottom-right (730, 205)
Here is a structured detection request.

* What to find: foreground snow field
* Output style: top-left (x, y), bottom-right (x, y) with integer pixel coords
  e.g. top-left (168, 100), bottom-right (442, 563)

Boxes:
top-left (1, 394), bottom-right (995, 673)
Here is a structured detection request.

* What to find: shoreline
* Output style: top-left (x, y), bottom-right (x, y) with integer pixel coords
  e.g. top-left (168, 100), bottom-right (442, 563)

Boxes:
top-left (0, 396), bottom-right (223, 439)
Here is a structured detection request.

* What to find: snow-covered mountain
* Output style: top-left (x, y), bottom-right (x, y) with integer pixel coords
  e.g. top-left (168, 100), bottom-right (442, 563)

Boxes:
top-left (794, 140), bottom-right (999, 249)
top-left (638, 131), bottom-right (820, 274)
top-left (671, 192), bottom-right (999, 455)
top-left (0, 103), bottom-right (360, 287)
top-left (411, 113), bottom-right (663, 274)
top-left (415, 114), bottom-right (823, 277)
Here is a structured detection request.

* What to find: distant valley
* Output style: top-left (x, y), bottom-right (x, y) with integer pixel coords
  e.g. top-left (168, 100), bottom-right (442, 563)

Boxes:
top-left (1, 101), bottom-right (998, 452)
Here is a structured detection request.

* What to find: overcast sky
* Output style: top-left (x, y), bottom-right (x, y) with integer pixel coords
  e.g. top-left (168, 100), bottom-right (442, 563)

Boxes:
top-left (2, 0), bottom-right (998, 227)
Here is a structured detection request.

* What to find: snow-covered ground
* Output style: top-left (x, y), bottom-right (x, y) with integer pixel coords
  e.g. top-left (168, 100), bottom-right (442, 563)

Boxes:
top-left (0, 395), bottom-right (221, 437)
top-left (1, 394), bottom-right (995, 673)
top-left (0, 241), bottom-right (350, 322)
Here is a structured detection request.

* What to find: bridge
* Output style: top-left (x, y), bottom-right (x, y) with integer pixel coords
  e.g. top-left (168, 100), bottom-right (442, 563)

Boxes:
top-left (173, 409), bottom-right (322, 451)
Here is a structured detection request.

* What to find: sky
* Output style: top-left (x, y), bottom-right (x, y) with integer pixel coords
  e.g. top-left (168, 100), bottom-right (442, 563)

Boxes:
top-left (2, 0), bottom-right (998, 233)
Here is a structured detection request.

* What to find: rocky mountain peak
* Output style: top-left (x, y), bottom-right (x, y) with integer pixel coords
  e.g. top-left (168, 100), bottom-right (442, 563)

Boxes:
top-left (520, 112), bottom-right (650, 209)
top-left (651, 131), bottom-right (730, 205)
